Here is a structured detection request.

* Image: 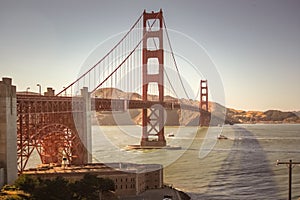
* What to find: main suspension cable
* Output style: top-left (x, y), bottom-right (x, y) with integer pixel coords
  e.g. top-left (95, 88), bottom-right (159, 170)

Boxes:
top-left (163, 18), bottom-right (190, 100)
top-left (57, 13), bottom-right (144, 96)
top-left (91, 13), bottom-right (160, 93)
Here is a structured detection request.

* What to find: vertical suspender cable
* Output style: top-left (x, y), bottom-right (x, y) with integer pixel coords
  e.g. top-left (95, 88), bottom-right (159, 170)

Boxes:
top-left (56, 13), bottom-right (143, 96)
top-left (163, 18), bottom-right (190, 100)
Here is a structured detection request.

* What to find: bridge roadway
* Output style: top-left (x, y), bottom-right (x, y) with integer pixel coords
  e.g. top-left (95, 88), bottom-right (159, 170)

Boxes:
top-left (16, 94), bottom-right (207, 114)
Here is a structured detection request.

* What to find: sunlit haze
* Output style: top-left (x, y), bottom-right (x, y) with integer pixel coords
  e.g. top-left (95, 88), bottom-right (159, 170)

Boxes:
top-left (1, 0), bottom-right (299, 111)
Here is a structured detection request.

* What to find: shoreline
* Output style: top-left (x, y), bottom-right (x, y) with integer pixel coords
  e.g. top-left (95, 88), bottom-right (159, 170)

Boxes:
top-left (120, 185), bottom-right (191, 200)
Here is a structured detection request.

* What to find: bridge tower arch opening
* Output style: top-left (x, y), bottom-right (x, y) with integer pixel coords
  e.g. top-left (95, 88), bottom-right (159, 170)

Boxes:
top-left (16, 87), bottom-right (91, 173)
top-left (34, 123), bottom-right (83, 165)
top-left (141, 9), bottom-right (166, 147)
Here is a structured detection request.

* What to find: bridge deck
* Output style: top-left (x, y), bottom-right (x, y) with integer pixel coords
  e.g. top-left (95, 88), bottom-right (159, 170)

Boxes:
top-left (16, 94), bottom-right (206, 113)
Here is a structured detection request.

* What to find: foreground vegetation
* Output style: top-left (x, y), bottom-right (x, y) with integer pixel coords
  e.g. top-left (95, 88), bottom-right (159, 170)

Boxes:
top-left (0, 174), bottom-right (116, 200)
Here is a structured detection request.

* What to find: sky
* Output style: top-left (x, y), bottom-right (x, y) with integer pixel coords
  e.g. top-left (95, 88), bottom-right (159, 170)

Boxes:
top-left (0, 0), bottom-right (299, 111)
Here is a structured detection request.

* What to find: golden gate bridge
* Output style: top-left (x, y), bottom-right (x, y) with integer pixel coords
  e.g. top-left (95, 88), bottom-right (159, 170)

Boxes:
top-left (1, 10), bottom-right (212, 176)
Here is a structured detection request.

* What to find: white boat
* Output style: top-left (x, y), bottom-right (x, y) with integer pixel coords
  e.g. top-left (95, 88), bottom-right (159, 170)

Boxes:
top-left (217, 134), bottom-right (228, 140)
top-left (168, 132), bottom-right (175, 137)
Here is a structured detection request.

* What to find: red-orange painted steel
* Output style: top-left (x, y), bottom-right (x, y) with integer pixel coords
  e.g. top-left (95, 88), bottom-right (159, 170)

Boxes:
top-left (199, 80), bottom-right (211, 126)
top-left (16, 95), bottom-right (206, 172)
top-left (141, 9), bottom-right (166, 147)
top-left (16, 95), bottom-right (88, 173)
top-left (200, 80), bottom-right (208, 111)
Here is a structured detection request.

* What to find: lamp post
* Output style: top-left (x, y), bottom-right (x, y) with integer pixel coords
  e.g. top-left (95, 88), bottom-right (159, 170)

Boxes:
top-left (26, 87), bottom-right (30, 94)
top-left (63, 87), bottom-right (67, 96)
top-left (37, 84), bottom-right (41, 95)
top-left (276, 160), bottom-right (300, 200)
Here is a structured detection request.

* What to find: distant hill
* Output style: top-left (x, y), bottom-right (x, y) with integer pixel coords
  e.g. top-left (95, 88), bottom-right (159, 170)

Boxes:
top-left (225, 108), bottom-right (300, 124)
top-left (15, 88), bottom-right (299, 125)
top-left (74, 88), bottom-right (300, 125)
top-left (294, 111), bottom-right (300, 118)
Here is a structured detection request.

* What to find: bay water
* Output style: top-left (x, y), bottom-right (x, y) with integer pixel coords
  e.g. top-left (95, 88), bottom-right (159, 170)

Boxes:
top-left (27, 124), bottom-right (300, 199)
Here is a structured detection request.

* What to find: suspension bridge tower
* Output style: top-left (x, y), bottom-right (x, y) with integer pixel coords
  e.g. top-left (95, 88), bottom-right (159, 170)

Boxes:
top-left (141, 9), bottom-right (166, 147)
top-left (200, 80), bottom-right (211, 126)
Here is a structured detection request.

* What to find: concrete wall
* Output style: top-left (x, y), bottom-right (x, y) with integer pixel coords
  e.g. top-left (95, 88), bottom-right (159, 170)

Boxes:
top-left (0, 78), bottom-right (17, 186)
top-left (0, 168), bottom-right (4, 188)
top-left (81, 87), bottom-right (92, 163)
top-left (72, 87), bottom-right (92, 164)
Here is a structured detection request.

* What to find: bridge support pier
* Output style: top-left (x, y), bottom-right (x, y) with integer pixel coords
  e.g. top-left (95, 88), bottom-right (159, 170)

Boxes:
top-left (73, 87), bottom-right (92, 164)
top-left (0, 78), bottom-right (17, 187)
top-left (200, 112), bottom-right (211, 127)
top-left (81, 87), bottom-right (92, 163)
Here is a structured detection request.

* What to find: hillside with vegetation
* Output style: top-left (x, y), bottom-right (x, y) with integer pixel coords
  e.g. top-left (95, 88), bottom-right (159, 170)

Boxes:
top-left (92, 88), bottom-right (300, 125)
top-left (0, 174), bottom-right (116, 200)
top-left (225, 109), bottom-right (300, 124)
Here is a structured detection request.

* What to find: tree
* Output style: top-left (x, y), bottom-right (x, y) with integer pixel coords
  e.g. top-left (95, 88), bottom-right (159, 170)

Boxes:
top-left (13, 174), bottom-right (115, 200)
top-left (70, 174), bottom-right (100, 200)
top-left (70, 174), bottom-right (115, 200)
top-left (98, 177), bottom-right (115, 192)
top-left (14, 174), bottom-right (39, 194)
top-left (32, 176), bottom-right (72, 200)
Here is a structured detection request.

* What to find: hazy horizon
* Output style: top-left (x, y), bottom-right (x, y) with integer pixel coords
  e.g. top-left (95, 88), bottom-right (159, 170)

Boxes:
top-left (1, 0), bottom-right (299, 111)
